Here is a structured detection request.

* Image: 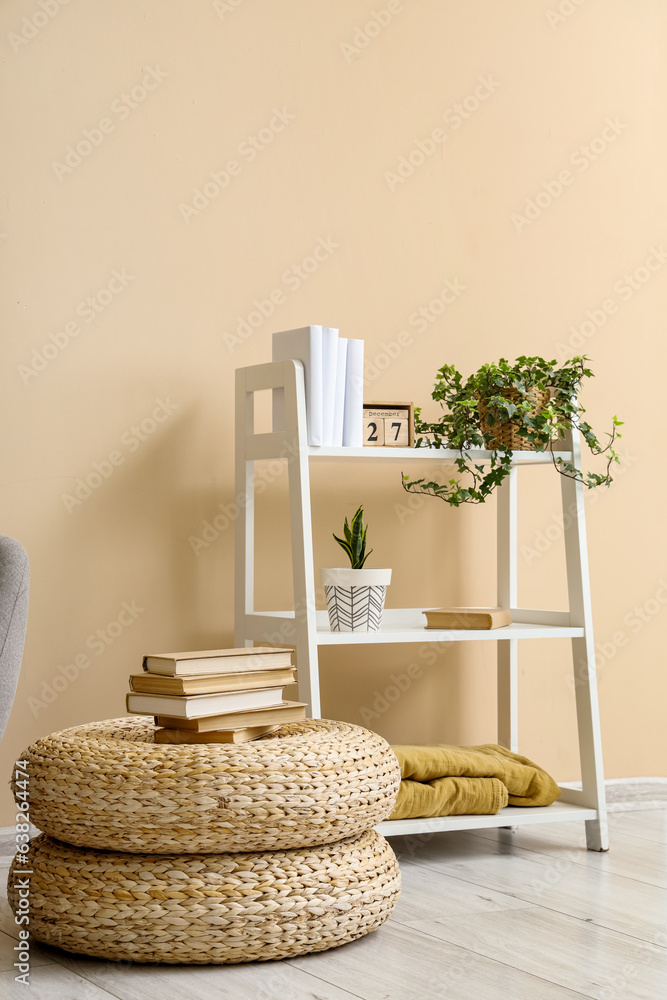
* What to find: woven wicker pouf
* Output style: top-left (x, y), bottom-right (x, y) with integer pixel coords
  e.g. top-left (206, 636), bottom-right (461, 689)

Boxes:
top-left (13, 717), bottom-right (401, 853)
top-left (8, 829), bottom-right (400, 964)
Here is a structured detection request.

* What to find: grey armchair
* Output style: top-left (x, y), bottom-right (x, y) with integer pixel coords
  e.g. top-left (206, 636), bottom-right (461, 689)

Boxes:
top-left (0, 536), bottom-right (29, 742)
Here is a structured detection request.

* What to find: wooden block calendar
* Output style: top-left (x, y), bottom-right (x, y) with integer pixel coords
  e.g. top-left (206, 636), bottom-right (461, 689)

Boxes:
top-left (363, 402), bottom-right (415, 448)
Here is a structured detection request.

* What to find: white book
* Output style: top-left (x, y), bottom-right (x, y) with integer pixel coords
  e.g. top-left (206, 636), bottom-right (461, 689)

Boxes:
top-left (126, 686), bottom-right (285, 719)
top-left (332, 338), bottom-right (348, 447)
top-left (321, 327), bottom-right (339, 446)
top-left (343, 338), bottom-right (364, 447)
top-left (272, 326), bottom-right (324, 446)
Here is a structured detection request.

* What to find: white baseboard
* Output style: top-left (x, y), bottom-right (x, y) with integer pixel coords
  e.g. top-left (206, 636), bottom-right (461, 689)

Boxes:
top-left (560, 777), bottom-right (667, 812)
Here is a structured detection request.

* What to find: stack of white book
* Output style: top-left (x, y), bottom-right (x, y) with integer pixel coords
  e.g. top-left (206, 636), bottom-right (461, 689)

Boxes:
top-left (126, 646), bottom-right (305, 743)
top-left (272, 325), bottom-right (364, 447)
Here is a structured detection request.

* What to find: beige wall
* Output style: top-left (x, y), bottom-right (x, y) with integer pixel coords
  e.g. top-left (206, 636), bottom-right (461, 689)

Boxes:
top-left (1, 0), bottom-right (666, 824)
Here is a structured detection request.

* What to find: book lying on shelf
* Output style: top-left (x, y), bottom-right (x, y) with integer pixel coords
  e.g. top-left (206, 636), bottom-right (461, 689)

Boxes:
top-left (127, 686), bottom-right (286, 720)
top-left (155, 701), bottom-right (307, 732)
top-left (154, 724), bottom-right (280, 744)
top-left (130, 665), bottom-right (296, 696)
top-left (142, 646), bottom-right (292, 676)
top-left (424, 608), bottom-right (512, 630)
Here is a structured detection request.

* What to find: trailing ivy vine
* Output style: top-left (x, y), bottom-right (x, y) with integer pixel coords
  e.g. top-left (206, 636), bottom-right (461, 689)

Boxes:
top-left (402, 355), bottom-right (622, 507)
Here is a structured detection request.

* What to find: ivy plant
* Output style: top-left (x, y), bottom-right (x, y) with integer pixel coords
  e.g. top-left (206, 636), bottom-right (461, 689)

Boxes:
top-left (402, 355), bottom-right (622, 507)
top-left (333, 505), bottom-right (373, 568)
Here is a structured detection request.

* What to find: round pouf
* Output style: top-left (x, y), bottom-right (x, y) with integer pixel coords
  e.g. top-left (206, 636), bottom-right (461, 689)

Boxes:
top-left (8, 830), bottom-right (400, 964)
top-left (13, 717), bottom-right (400, 853)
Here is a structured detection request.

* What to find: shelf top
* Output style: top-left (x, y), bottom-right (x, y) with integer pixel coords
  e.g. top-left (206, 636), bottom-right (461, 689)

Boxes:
top-left (248, 609), bottom-right (583, 645)
top-left (314, 620), bottom-right (584, 645)
top-left (306, 446), bottom-right (572, 465)
top-left (376, 800), bottom-right (598, 837)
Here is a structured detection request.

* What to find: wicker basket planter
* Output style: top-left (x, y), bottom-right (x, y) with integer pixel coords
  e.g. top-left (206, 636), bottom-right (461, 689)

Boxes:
top-left (478, 387), bottom-right (551, 450)
top-left (7, 829), bottom-right (400, 964)
top-left (12, 717), bottom-right (401, 854)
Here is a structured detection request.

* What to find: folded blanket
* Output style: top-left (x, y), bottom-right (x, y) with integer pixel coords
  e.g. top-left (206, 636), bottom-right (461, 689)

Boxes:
top-left (390, 743), bottom-right (561, 820)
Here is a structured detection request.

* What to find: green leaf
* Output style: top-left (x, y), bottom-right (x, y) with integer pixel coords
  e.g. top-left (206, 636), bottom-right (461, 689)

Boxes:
top-left (332, 506), bottom-right (371, 569)
top-left (402, 354), bottom-right (622, 504)
top-left (332, 533), bottom-right (354, 567)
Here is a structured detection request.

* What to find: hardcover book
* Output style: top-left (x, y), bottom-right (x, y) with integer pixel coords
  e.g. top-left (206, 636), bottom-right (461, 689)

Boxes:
top-left (343, 338), bottom-right (364, 447)
top-left (154, 724), bottom-right (280, 744)
top-left (127, 686), bottom-right (285, 719)
top-left (321, 326), bottom-right (339, 446)
top-left (424, 608), bottom-right (512, 630)
top-left (130, 666), bottom-right (296, 696)
top-left (332, 337), bottom-right (348, 447)
top-left (142, 646), bottom-right (292, 677)
top-left (154, 701), bottom-right (307, 732)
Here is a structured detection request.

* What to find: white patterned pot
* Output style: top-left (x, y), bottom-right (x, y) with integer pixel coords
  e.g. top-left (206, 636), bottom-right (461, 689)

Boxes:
top-left (321, 568), bottom-right (392, 632)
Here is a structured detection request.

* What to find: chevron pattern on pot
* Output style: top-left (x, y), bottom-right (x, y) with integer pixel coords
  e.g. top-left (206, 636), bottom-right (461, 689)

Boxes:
top-left (324, 585), bottom-right (387, 632)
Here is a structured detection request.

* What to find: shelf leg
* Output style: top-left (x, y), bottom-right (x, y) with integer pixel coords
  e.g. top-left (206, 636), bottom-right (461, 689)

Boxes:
top-left (561, 427), bottom-right (609, 851)
top-left (497, 469), bottom-right (519, 830)
top-left (234, 368), bottom-right (255, 649)
top-left (283, 363), bottom-right (321, 719)
top-left (497, 468), bottom-right (519, 754)
top-left (497, 640), bottom-right (519, 753)
top-left (565, 635), bottom-right (609, 851)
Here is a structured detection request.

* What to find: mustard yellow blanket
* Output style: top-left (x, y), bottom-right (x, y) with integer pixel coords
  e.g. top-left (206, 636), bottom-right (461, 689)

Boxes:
top-left (390, 743), bottom-right (561, 820)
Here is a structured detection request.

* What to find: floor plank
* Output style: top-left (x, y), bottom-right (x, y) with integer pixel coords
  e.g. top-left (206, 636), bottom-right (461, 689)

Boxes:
top-left (0, 825), bottom-right (40, 859)
top-left (0, 963), bottom-right (119, 1000)
top-left (407, 906), bottom-right (667, 1000)
top-left (470, 820), bottom-right (667, 889)
top-left (389, 829), bottom-right (667, 945)
top-left (603, 809), bottom-right (667, 845)
top-left (47, 949), bottom-right (364, 1000)
top-left (289, 920), bottom-right (595, 1000)
top-left (392, 859), bottom-right (535, 925)
top-left (0, 929), bottom-right (53, 972)
top-left (0, 864), bottom-right (18, 940)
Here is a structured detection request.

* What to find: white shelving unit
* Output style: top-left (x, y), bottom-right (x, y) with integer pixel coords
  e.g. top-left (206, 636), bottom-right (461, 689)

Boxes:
top-left (234, 359), bottom-right (608, 851)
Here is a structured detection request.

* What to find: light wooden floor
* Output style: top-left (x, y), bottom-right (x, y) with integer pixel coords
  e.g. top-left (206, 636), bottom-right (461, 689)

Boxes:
top-left (1, 810), bottom-right (666, 999)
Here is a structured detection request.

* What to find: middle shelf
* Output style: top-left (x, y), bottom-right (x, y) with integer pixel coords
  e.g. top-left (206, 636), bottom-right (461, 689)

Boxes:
top-left (242, 608), bottom-right (585, 645)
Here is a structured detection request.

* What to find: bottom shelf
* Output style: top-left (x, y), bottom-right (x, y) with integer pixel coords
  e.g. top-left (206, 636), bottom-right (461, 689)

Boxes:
top-left (376, 800), bottom-right (598, 837)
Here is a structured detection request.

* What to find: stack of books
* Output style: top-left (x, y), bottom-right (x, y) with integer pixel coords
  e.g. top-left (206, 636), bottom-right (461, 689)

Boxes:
top-left (126, 646), bottom-right (305, 743)
top-left (272, 325), bottom-right (364, 448)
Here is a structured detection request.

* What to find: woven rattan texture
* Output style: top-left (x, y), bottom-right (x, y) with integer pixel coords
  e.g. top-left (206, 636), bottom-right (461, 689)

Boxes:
top-left (478, 388), bottom-right (551, 450)
top-left (12, 717), bottom-right (401, 853)
top-left (8, 830), bottom-right (400, 963)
